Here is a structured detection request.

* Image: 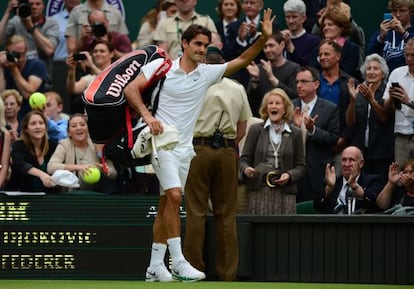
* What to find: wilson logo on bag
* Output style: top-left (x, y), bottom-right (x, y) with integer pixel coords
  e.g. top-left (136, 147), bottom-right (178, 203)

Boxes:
top-left (81, 45), bottom-right (172, 170)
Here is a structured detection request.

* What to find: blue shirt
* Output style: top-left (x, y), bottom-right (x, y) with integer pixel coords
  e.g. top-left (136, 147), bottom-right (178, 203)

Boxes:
top-left (319, 74), bottom-right (340, 105)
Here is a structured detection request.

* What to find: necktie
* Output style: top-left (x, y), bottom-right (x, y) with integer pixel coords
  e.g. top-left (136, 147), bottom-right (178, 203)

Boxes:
top-left (301, 104), bottom-right (310, 143)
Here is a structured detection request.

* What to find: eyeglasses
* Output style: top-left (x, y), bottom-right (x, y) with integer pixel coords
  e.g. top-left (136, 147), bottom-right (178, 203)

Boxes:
top-left (402, 170), bottom-right (414, 174)
top-left (295, 79), bottom-right (316, 85)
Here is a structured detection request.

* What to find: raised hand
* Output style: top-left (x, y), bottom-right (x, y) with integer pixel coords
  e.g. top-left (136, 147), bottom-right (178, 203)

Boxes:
top-left (260, 8), bottom-right (276, 40)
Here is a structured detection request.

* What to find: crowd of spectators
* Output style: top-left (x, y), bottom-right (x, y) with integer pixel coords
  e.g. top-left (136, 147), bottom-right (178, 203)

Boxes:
top-left (0, 0), bottom-right (412, 217)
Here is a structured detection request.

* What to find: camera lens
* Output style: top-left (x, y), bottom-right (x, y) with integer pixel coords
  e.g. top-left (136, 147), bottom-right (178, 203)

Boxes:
top-left (92, 23), bottom-right (107, 38)
top-left (17, 3), bottom-right (31, 18)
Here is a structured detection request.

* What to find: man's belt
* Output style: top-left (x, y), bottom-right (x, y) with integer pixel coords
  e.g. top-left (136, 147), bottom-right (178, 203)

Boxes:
top-left (193, 137), bottom-right (235, 148)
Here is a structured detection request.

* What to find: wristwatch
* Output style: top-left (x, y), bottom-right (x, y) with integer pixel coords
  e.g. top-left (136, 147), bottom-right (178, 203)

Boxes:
top-left (27, 26), bottom-right (37, 34)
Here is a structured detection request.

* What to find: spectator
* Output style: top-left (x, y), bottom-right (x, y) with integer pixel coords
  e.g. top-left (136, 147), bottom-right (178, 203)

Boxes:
top-left (123, 10), bottom-right (274, 282)
top-left (47, 113), bottom-right (117, 193)
top-left (214, 0), bottom-right (242, 61)
top-left (281, 0), bottom-right (321, 66)
top-left (51, 0), bottom-right (81, 61)
top-left (0, 89), bottom-right (22, 142)
top-left (246, 31), bottom-right (300, 116)
top-left (369, 37), bottom-right (414, 167)
top-left (65, 0), bottom-right (129, 54)
top-left (0, 97), bottom-right (12, 189)
top-left (0, 0), bottom-right (60, 76)
top-left (367, 0), bottom-right (414, 73)
top-left (292, 66), bottom-right (340, 202)
top-left (135, 0), bottom-right (178, 50)
top-left (317, 40), bottom-right (355, 160)
top-left (346, 53), bottom-right (394, 178)
top-left (5, 110), bottom-right (58, 193)
top-left (0, 35), bottom-right (49, 121)
top-left (312, 0), bottom-right (365, 66)
top-left (226, 0), bottom-right (278, 87)
top-left (183, 46), bottom-right (251, 281)
top-left (44, 91), bottom-right (69, 142)
top-left (314, 146), bottom-right (384, 214)
top-left (80, 9), bottom-right (132, 60)
top-left (240, 88), bottom-right (305, 214)
top-left (310, 9), bottom-right (362, 81)
top-left (377, 160), bottom-right (414, 210)
top-left (153, 0), bottom-right (217, 60)
top-left (66, 40), bottom-right (114, 95)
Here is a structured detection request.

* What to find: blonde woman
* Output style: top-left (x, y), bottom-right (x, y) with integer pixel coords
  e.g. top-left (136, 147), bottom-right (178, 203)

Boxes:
top-left (239, 88), bottom-right (305, 214)
top-left (0, 89), bottom-right (23, 142)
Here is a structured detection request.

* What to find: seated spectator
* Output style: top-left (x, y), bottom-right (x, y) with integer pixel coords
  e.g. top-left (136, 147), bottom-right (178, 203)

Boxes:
top-left (47, 113), bottom-right (117, 193)
top-left (346, 54), bottom-right (394, 178)
top-left (5, 110), bottom-right (58, 193)
top-left (214, 0), bottom-right (242, 61)
top-left (0, 35), bottom-right (49, 121)
top-left (310, 8), bottom-right (361, 80)
top-left (377, 161), bottom-right (414, 210)
top-left (135, 0), bottom-right (177, 50)
top-left (65, 0), bottom-right (129, 54)
top-left (0, 97), bottom-right (12, 189)
top-left (0, 0), bottom-right (60, 76)
top-left (44, 91), bottom-right (69, 142)
top-left (281, 0), bottom-right (321, 66)
top-left (0, 89), bottom-right (22, 142)
top-left (240, 88), bottom-right (305, 215)
top-left (367, 0), bottom-right (414, 73)
top-left (80, 9), bottom-right (131, 60)
top-left (246, 31), bottom-right (300, 116)
top-left (66, 40), bottom-right (114, 95)
top-left (314, 146), bottom-right (384, 214)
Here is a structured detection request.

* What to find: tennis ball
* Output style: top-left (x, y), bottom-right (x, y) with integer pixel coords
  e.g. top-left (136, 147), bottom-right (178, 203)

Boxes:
top-left (82, 167), bottom-right (101, 184)
top-left (29, 92), bottom-right (47, 110)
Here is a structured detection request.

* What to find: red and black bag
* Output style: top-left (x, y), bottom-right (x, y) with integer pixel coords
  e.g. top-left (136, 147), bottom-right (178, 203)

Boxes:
top-left (82, 45), bottom-right (172, 169)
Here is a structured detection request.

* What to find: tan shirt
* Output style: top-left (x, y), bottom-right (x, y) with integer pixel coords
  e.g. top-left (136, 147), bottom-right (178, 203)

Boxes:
top-left (194, 78), bottom-right (251, 139)
top-left (153, 12), bottom-right (217, 59)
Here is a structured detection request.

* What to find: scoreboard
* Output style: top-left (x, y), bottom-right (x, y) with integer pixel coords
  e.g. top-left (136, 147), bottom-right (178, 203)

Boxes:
top-left (0, 193), bottom-right (178, 279)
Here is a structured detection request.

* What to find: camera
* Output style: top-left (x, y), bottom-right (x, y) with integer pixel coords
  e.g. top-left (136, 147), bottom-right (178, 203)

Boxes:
top-left (210, 130), bottom-right (224, 149)
top-left (73, 53), bottom-right (87, 61)
top-left (91, 23), bottom-right (107, 38)
top-left (391, 82), bottom-right (402, 110)
top-left (14, 0), bottom-right (31, 18)
top-left (6, 51), bottom-right (21, 62)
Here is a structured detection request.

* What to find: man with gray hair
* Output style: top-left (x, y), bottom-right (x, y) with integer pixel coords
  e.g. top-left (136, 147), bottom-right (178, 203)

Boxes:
top-left (281, 0), bottom-right (320, 66)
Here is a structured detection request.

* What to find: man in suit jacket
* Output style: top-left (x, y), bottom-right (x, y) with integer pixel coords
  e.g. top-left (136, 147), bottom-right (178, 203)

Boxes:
top-left (293, 66), bottom-right (339, 202)
top-left (314, 146), bottom-right (384, 214)
top-left (225, 0), bottom-right (278, 87)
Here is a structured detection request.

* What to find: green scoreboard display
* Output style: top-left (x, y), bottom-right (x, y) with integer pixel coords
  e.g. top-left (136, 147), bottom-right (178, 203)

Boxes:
top-left (0, 193), bottom-right (176, 279)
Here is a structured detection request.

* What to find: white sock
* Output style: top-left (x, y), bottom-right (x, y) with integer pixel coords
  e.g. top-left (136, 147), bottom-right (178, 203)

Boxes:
top-left (149, 243), bottom-right (167, 267)
top-left (167, 237), bottom-right (185, 264)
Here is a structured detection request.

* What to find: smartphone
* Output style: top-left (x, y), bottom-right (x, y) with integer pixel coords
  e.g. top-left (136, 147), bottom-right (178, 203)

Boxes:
top-left (391, 82), bottom-right (402, 109)
top-left (73, 53), bottom-right (86, 61)
top-left (384, 13), bottom-right (392, 21)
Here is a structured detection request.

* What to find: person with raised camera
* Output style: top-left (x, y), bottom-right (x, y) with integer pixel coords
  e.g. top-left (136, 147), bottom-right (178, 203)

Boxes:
top-left (0, 0), bottom-right (59, 76)
top-left (65, 0), bottom-right (128, 55)
top-left (78, 9), bottom-right (131, 60)
top-left (240, 88), bottom-right (305, 215)
top-left (0, 35), bottom-right (49, 121)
